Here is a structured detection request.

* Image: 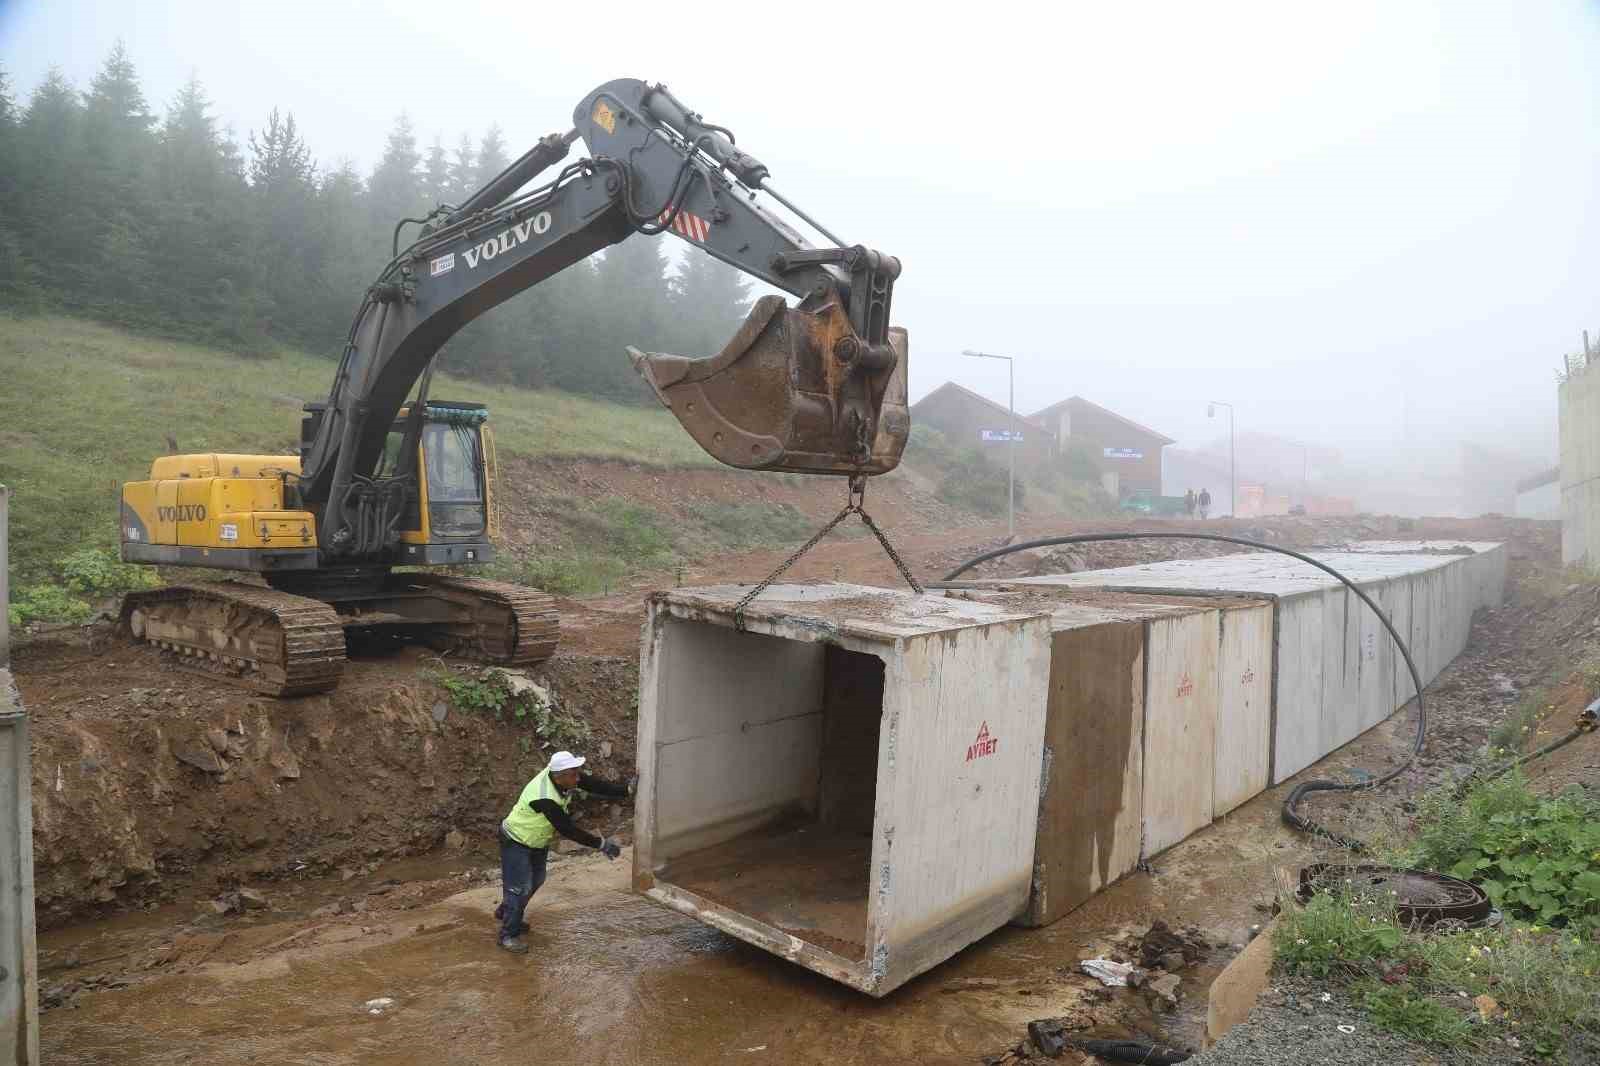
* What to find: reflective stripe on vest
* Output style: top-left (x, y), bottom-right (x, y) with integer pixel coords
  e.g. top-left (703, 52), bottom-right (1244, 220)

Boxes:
top-left (502, 768), bottom-right (571, 848)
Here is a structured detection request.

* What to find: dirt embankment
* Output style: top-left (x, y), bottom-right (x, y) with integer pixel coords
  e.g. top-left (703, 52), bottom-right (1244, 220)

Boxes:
top-left (14, 636), bottom-right (639, 928)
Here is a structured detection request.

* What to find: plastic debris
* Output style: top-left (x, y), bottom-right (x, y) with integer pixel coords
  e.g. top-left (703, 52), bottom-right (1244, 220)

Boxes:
top-left (1079, 958), bottom-right (1136, 987)
top-left (1337, 1024), bottom-right (1356, 1034)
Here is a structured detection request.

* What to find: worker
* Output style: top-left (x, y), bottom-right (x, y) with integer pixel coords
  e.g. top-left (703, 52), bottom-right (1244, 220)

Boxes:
top-left (1184, 488), bottom-right (1196, 518)
top-left (1198, 487), bottom-right (1212, 520)
top-left (495, 750), bottom-right (631, 953)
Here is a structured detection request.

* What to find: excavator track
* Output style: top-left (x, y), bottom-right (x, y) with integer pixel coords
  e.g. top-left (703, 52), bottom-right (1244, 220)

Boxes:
top-left (121, 583), bottom-right (346, 697)
top-left (386, 573), bottom-right (560, 665)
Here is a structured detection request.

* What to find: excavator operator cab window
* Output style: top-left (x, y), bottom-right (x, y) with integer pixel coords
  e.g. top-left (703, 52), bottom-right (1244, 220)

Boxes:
top-left (421, 420), bottom-right (488, 538)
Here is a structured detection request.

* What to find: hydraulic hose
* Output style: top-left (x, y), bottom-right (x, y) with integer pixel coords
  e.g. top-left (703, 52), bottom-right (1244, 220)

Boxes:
top-left (941, 532), bottom-right (1429, 849)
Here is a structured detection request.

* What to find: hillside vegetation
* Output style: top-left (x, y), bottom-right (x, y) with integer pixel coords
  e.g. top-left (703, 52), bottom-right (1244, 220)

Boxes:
top-left (0, 314), bottom-right (710, 585)
top-left (0, 314), bottom-right (1116, 619)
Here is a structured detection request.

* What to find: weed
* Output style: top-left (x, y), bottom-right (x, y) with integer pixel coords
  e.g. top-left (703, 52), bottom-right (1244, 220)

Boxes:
top-left (1409, 771), bottom-right (1600, 930)
top-left (521, 551), bottom-right (629, 597)
top-left (1488, 686), bottom-right (1549, 753)
top-left (1354, 979), bottom-right (1475, 1046)
top-left (1274, 891), bottom-right (1404, 978)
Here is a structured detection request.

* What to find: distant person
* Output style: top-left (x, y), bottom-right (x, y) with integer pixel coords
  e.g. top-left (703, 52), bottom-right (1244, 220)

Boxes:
top-left (1184, 489), bottom-right (1197, 518)
top-left (495, 750), bottom-right (631, 954)
top-left (1198, 487), bottom-right (1212, 520)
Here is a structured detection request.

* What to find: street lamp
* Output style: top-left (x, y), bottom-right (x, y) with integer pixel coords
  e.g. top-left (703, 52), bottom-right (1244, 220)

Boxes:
top-left (962, 349), bottom-right (1015, 539)
top-left (1207, 401), bottom-right (1235, 518)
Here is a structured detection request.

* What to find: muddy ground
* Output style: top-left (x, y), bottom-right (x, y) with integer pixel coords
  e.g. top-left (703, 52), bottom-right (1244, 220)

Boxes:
top-left (13, 483), bottom-right (1592, 1063)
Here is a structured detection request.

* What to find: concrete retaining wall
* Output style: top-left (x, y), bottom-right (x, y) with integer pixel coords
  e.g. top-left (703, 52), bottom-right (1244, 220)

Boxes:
top-left (1561, 365), bottom-right (1600, 566)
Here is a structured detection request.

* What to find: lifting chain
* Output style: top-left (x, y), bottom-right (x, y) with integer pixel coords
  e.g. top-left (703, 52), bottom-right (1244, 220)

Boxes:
top-left (733, 476), bottom-right (924, 630)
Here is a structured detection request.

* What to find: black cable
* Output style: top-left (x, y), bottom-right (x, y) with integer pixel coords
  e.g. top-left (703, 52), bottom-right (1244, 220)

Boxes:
top-left (942, 532), bottom-right (1429, 850)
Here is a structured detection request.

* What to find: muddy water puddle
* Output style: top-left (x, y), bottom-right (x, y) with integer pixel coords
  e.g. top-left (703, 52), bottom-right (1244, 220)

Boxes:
top-left (39, 718), bottom-right (1400, 1066)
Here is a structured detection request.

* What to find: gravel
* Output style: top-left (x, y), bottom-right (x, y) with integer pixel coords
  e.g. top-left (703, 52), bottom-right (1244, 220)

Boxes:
top-left (1189, 982), bottom-right (1517, 1066)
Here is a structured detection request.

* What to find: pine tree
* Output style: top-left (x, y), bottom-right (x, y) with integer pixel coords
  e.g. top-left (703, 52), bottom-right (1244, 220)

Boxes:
top-left (150, 76), bottom-right (262, 347)
top-left (670, 246), bottom-right (754, 359)
top-left (314, 159), bottom-right (373, 347)
top-left (16, 69), bottom-right (85, 294)
top-left (423, 136), bottom-right (451, 207)
top-left (0, 63), bottom-right (40, 306)
top-left (578, 236), bottom-right (673, 401)
top-left (367, 113), bottom-right (423, 252)
top-left (81, 41), bottom-right (157, 317)
top-left (473, 124), bottom-right (509, 191)
top-left (448, 132), bottom-right (475, 204)
top-left (247, 108), bottom-right (323, 344)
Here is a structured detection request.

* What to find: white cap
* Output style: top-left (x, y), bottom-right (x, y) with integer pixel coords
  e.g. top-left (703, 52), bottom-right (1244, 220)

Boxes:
top-left (548, 751), bottom-right (586, 773)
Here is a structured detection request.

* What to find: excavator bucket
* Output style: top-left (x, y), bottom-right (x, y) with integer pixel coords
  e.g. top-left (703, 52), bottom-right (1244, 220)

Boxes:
top-left (627, 294), bottom-right (909, 476)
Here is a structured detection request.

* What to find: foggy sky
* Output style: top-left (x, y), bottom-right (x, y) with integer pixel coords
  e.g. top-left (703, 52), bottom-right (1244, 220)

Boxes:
top-left (4, 0), bottom-right (1596, 466)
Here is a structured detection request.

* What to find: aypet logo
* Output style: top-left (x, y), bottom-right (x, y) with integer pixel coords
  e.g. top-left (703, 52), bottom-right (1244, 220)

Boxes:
top-left (966, 721), bottom-right (999, 763)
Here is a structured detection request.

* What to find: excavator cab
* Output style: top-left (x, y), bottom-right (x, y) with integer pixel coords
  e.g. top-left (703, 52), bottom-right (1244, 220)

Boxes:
top-left (384, 402), bottom-right (496, 565)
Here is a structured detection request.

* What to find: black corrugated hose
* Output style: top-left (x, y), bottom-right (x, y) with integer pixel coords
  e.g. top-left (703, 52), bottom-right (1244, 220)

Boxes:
top-left (941, 531), bottom-right (1430, 851)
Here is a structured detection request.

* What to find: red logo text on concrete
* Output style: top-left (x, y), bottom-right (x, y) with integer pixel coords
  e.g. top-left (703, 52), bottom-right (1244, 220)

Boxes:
top-left (1177, 672), bottom-right (1194, 698)
top-left (966, 721), bottom-right (999, 763)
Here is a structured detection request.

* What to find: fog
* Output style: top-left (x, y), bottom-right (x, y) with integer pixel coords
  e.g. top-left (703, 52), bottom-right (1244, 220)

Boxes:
top-left (5, 0), bottom-right (1596, 484)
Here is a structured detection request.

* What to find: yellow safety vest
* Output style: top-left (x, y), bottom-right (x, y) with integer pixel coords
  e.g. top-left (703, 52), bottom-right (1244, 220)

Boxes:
top-left (502, 768), bottom-right (573, 848)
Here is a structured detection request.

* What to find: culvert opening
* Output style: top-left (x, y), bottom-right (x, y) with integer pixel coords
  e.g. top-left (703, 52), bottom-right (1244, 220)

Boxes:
top-left (650, 619), bottom-right (885, 961)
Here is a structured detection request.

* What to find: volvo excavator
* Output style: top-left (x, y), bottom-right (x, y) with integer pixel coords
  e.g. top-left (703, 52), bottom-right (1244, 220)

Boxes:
top-left (117, 78), bottom-right (910, 697)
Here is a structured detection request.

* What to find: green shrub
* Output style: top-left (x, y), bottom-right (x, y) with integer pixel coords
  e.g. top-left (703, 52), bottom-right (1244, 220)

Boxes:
top-left (8, 584), bottom-right (94, 626)
top-left (58, 546), bottom-right (158, 597)
top-left (428, 666), bottom-right (591, 750)
top-left (1410, 772), bottom-right (1600, 930)
top-left (1060, 439), bottom-right (1103, 484)
top-left (936, 446), bottom-right (1026, 514)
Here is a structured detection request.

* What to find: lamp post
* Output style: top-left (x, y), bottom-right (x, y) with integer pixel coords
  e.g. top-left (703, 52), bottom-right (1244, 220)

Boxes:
top-left (1207, 400), bottom-right (1235, 518)
top-left (962, 349), bottom-right (1015, 539)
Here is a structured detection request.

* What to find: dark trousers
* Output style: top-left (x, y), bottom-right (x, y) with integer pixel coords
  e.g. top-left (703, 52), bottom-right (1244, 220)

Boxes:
top-left (498, 829), bottom-right (549, 941)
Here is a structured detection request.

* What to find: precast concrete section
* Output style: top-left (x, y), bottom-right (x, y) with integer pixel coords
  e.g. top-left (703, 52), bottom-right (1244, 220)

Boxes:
top-left (1560, 362), bottom-right (1600, 566)
top-left (937, 588), bottom-right (1274, 927)
top-left (0, 486), bottom-right (39, 1064)
top-left (634, 584), bottom-right (1052, 996)
top-left (1004, 543), bottom-right (1505, 783)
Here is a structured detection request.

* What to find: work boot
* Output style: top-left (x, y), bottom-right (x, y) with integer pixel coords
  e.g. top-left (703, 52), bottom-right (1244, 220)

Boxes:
top-left (498, 936), bottom-right (528, 955)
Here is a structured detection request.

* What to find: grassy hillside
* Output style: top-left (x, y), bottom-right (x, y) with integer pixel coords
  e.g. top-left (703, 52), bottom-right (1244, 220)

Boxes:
top-left (0, 314), bottom-right (1115, 618)
top-left (0, 314), bottom-right (714, 586)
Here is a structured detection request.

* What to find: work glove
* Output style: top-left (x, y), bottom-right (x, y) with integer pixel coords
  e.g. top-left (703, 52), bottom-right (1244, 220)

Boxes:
top-left (598, 837), bottom-right (622, 860)
top-left (626, 774), bottom-right (639, 799)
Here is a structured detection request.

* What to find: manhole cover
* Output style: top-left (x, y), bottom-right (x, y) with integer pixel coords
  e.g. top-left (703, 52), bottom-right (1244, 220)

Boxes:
top-left (1297, 864), bottom-right (1492, 927)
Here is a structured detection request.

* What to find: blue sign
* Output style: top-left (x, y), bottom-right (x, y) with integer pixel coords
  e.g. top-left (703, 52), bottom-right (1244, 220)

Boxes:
top-left (981, 430), bottom-right (1024, 442)
top-left (1103, 447), bottom-right (1143, 460)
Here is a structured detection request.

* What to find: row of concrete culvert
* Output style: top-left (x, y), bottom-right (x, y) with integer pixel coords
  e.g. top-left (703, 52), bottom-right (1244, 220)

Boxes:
top-left (627, 541), bottom-right (1506, 996)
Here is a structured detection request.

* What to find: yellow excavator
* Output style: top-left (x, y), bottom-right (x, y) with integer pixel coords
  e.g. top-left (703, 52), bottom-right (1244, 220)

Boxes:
top-left (118, 78), bottom-right (910, 696)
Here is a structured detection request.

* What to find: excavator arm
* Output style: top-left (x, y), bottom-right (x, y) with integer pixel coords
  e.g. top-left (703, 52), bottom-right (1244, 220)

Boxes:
top-left (299, 78), bottom-right (909, 561)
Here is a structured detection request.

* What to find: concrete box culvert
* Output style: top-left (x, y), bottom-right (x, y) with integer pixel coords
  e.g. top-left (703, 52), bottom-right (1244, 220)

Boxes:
top-left (941, 588), bottom-right (1273, 928)
top-left (633, 583), bottom-right (1052, 996)
top-left (994, 543), bottom-right (1505, 785)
